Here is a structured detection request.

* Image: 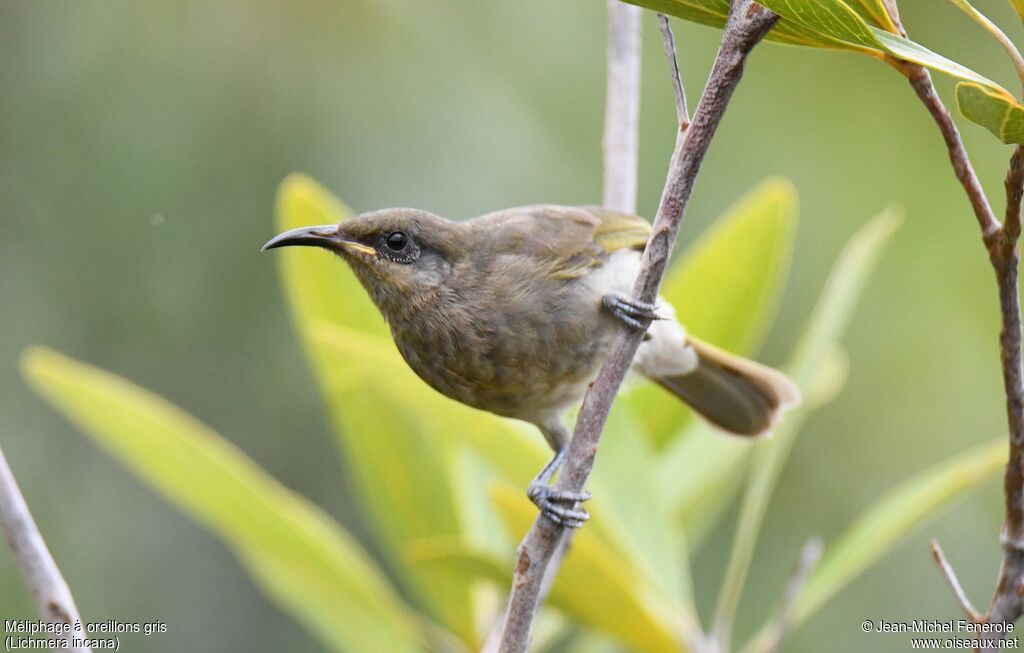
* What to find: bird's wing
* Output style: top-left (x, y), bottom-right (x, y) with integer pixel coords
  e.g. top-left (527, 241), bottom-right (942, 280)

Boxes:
top-left (471, 205), bottom-right (651, 280)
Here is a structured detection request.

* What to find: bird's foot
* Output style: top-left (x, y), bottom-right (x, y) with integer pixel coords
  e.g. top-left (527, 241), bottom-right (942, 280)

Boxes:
top-left (602, 293), bottom-right (663, 331)
top-left (527, 482), bottom-right (591, 528)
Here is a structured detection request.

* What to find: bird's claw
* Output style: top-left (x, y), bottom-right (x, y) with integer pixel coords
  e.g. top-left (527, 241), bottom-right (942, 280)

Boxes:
top-left (603, 293), bottom-right (664, 331)
top-left (528, 483), bottom-right (591, 528)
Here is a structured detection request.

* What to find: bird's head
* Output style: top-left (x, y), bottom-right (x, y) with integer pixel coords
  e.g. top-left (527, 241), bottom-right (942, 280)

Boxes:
top-left (262, 208), bottom-right (465, 320)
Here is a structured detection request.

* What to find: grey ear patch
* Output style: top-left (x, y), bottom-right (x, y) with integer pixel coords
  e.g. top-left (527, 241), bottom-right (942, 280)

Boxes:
top-left (643, 332), bottom-right (653, 342)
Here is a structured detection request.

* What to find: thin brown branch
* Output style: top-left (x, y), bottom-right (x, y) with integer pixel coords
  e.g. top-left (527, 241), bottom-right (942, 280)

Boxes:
top-left (0, 447), bottom-right (91, 653)
top-left (885, 2), bottom-right (1024, 641)
top-left (994, 149), bottom-right (1024, 633)
top-left (760, 538), bottom-right (824, 653)
top-left (603, 0), bottom-right (643, 214)
top-left (496, 2), bottom-right (779, 651)
top-left (931, 539), bottom-right (982, 622)
top-left (657, 13), bottom-right (690, 130)
top-left (890, 59), bottom-right (1001, 245)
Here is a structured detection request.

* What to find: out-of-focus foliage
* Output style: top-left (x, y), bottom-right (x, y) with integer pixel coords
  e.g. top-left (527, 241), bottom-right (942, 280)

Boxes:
top-left (20, 348), bottom-right (425, 653)
top-left (21, 178), bottom-right (1005, 652)
top-left (628, 0), bottom-right (1024, 143)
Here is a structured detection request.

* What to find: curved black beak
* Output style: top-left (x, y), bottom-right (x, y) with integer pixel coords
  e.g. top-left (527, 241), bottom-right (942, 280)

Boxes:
top-left (261, 224), bottom-right (376, 256)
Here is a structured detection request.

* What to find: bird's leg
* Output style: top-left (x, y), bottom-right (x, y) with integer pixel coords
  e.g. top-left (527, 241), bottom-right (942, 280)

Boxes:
top-left (602, 292), bottom-right (664, 331)
top-left (527, 448), bottom-right (591, 528)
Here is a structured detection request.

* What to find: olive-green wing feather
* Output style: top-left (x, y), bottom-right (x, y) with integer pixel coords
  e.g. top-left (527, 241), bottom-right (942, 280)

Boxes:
top-left (470, 204), bottom-right (651, 280)
top-left (581, 206), bottom-right (652, 254)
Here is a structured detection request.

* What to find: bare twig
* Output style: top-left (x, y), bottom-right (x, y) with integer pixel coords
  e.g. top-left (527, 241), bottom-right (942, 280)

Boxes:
top-left (931, 539), bottom-right (983, 622)
top-left (602, 0), bottom-right (643, 214)
top-left (496, 2), bottom-right (779, 651)
top-left (657, 13), bottom-right (690, 130)
top-left (760, 538), bottom-right (824, 653)
top-left (0, 447), bottom-right (91, 653)
top-left (890, 59), bottom-right (1000, 244)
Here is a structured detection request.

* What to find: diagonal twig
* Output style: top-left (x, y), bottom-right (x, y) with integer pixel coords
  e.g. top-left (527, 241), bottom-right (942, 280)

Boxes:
top-left (0, 447), bottom-right (91, 653)
top-left (931, 539), bottom-right (982, 622)
top-left (496, 2), bottom-right (780, 651)
top-left (760, 537), bottom-right (824, 653)
top-left (657, 13), bottom-right (690, 130)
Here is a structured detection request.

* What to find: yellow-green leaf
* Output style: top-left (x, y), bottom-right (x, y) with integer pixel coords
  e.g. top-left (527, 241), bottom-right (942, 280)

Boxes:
top-left (714, 209), bottom-right (900, 640)
top-left (626, 178), bottom-right (797, 446)
top-left (275, 176), bottom-right (477, 643)
top-left (21, 347), bottom-right (424, 653)
top-left (1011, 0), bottom-right (1024, 25)
top-left (637, 0), bottom-right (1023, 142)
top-left (794, 438), bottom-right (1005, 625)
top-left (742, 438), bottom-right (1006, 653)
top-left (956, 82), bottom-right (1024, 144)
top-left (622, 0), bottom-right (874, 49)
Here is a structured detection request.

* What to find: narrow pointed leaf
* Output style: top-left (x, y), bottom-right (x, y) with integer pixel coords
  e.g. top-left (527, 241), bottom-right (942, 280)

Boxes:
top-left (742, 438), bottom-right (1006, 653)
top-left (794, 438), bottom-right (1005, 625)
top-left (714, 210), bottom-right (900, 639)
top-left (21, 347), bottom-right (424, 653)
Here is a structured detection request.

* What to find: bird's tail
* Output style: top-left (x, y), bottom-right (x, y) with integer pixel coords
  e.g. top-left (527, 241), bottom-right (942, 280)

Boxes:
top-left (648, 335), bottom-right (800, 437)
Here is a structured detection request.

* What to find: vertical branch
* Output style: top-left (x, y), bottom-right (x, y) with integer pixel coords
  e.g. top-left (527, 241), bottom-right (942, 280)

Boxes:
top-left (496, 2), bottom-right (779, 651)
top-left (0, 447), bottom-right (91, 653)
top-left (602, 0), bottom-right (643, 214)
top-left (886, 0), bottom-right (1024, 641)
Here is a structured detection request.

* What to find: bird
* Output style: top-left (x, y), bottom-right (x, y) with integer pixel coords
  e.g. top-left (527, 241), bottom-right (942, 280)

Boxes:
top-left (263, 204), bottom-right (800, 528)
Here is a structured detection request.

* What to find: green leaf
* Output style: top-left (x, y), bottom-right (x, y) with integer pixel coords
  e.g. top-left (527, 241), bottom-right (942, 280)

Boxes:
top-left (626, 178), bottom-right (798, 446)
top-left (637, 0), bottom-right (1024, 142)
top-left (487, 482), bottom-right (699, 653)
top-left (595, 402), bottom-right (695, 609)
top-left (275, 177), bottom-right (478, 643)
top-left (757, 0), bottom-right (883, 50)
top-left (21, 347), bottom-right (425, 653)
top-left (957, 82), bottom-right (1024, 144)
top-left (713, 209), bottom-right (901, 643)
top-left (795, 438), bottom-right (1005, 625)
top-left (622, 0), bottom-right (876, 50)
top-left (741, 438), bottom-right (1006, 653)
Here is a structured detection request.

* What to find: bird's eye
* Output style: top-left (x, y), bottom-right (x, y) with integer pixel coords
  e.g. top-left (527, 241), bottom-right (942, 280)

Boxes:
top-left (385, 231), bottom-right (408, 252)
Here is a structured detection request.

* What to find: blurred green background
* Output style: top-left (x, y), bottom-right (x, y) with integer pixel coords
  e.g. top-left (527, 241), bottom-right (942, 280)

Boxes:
top-left (0, 1), bottom-right (1020, 651)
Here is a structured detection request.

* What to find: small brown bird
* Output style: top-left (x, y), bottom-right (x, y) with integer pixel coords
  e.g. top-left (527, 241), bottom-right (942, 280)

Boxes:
top-left (263, 205), bottom-right (799, 527)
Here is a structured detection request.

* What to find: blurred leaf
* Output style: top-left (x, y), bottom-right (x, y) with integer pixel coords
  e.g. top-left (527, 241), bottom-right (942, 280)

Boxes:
top-left (21, 347), bottom-right (425, 653)
top-left (1012, 0), bottom-right (1024, 25)
top-left (956, 82), bottom-right (1024, 144)
top-left (742, 438), bottom-right (1006, 653)
top-left (626, 178), bottom-right (798, 446)
top-left (275, 177), bottom-right (477, 643)
top-left (795, 438), bottom-right (1004, 625)
top-left (658, 344), bottom-right (848, 555)
top-left (713, 209), bottom-right (901, 641)
top-left (595, 402), bottom-right (694, 609)
top-left (488, 482), bottom-right (698, 653)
